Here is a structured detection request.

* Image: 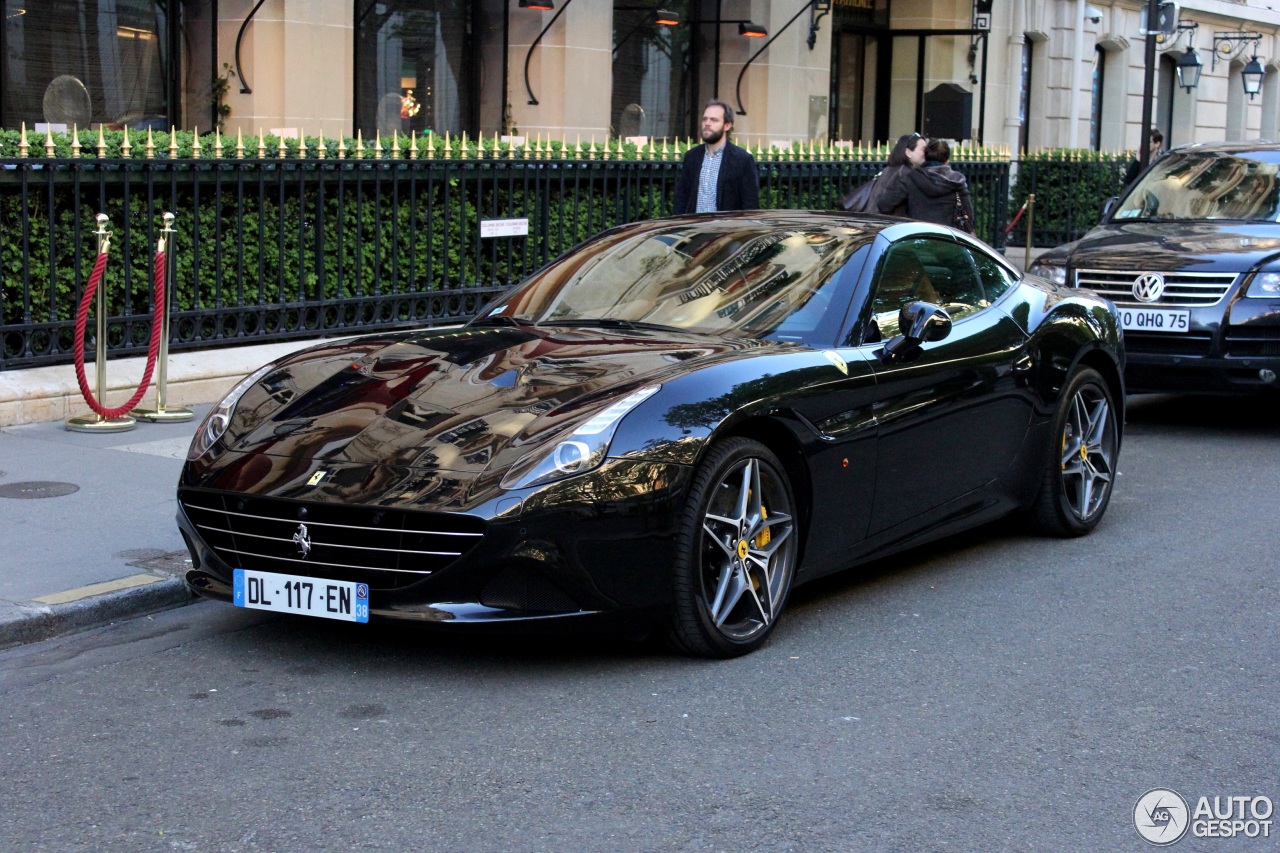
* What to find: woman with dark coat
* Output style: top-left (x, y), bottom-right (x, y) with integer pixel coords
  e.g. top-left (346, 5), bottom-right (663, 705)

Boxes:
top-left (877, 139), bottom-right (975, 233)
top-left (862, 132), bottom-right (926, 216)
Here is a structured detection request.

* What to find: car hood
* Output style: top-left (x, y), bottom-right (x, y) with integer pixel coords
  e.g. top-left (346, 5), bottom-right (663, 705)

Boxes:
top-left (1048, 222), bottom-right (1280, 271)
top-left (222, 325), bottom-right (759, 476)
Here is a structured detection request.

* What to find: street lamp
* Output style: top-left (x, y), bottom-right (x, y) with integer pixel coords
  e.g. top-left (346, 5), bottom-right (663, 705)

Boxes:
top-left (1242, 55), bottom-right (1265, 100)
top-left (1175, 46), bottom-right (1202, 92)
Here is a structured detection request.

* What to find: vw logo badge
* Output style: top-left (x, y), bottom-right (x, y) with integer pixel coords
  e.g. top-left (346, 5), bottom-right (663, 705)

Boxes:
top-left (292, 523), bottom-right (312, 558)
top-left (1132, 273), bottom-right (1166, 303)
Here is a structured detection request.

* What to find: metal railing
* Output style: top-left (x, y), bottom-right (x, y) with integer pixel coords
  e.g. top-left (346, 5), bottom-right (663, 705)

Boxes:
top-left (1, 152), bottom-right (1014, 370)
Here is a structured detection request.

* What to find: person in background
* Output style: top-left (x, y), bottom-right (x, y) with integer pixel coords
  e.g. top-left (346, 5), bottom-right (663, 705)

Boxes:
top-left (1124, 128), bottom-right (1164, 187)
top-left (673, 100), bottom-right (760, 214)
top-left (877, 138), bottom-right (975, 233)
top-left (866, 132), bottom-right (927, 216)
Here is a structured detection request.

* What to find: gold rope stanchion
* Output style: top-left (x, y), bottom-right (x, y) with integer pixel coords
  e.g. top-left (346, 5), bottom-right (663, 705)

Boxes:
top-left (132, 212), bottom-right (193, 423)
top-left (66, 215), bottom-right (137, 433)
top-left (1024, 193), bottom-right (1036, 272)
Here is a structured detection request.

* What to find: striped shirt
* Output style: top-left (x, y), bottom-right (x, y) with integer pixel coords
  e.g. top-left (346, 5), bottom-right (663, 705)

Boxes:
top-left (695, 147), bottom-right (724, 213)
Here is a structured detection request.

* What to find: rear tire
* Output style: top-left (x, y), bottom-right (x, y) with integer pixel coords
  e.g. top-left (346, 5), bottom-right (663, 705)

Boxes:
top-left (1030, 367), bottom-right (1119, 537)
top-left (666, 438), bottom-right (798, 658)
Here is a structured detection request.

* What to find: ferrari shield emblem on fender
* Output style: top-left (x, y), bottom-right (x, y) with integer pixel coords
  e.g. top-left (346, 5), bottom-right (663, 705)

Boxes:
top-left (307, 470), bottom-right (327, 486)
top-left (822, 350), bottom-right (849, 375)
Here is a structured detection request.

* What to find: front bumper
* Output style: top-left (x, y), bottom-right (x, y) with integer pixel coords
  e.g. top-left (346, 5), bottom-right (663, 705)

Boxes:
top-left (176, 456), bottom-right (693, 628)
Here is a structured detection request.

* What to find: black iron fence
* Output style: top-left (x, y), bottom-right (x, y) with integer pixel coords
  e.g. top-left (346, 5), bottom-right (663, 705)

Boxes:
top-left (1, 151), bottom-right (1018, 371)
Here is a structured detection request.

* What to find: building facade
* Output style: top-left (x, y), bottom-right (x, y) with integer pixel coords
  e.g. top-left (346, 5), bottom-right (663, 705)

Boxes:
top-left (2, 0), bottom-right (1278, 153)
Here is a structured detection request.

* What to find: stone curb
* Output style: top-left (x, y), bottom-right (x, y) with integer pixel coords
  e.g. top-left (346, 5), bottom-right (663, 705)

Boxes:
top-left (0, 577), bottom-right (197, 651)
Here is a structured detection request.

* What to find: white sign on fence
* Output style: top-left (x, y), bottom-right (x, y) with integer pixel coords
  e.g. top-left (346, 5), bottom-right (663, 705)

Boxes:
top-left (480, 218), bottom-right (530, 238)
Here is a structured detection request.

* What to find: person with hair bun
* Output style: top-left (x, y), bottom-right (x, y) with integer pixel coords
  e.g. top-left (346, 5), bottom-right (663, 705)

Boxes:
top-left (877, 138), bottom-right (975, 233)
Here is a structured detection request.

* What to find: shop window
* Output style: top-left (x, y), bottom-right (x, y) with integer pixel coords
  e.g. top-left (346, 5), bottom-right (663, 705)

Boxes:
top-left (610, 0), bottom-right (692, 141)
top-left (354, 1), bottom-right (475, 139)
top-left (1, 0), bottom-right (182, 131)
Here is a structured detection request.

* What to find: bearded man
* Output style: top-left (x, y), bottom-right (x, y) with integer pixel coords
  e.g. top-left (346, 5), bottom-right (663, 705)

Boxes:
top-left (672, 100), bottom-right (760, 215)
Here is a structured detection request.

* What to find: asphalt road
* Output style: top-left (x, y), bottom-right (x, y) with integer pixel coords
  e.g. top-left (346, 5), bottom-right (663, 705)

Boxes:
top-left (0, 394), bottom-right (1277, 852)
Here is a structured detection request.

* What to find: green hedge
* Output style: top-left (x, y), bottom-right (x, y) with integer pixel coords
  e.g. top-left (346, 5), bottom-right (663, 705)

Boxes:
top-left (1009, 149), bottom-right (1133, 247)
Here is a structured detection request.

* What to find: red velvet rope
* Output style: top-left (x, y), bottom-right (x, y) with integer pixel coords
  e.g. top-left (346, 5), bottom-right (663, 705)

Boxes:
top-left (1004, 200), bottom-right (1029, 235)
top-left (73, 248), bottom-right (167, 419)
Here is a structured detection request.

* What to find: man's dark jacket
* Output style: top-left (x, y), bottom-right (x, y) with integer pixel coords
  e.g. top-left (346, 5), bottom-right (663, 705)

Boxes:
top-left (673, 141), bottom-right (760, 214)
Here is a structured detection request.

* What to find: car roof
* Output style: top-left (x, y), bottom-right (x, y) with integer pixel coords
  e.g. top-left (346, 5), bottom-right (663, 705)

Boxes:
top-left (1166, 141), bottom-right (1280, 155)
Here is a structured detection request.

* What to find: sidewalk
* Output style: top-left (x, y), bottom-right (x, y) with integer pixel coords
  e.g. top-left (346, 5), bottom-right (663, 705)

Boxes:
top-left (0, 339), bottom-right (330, 650)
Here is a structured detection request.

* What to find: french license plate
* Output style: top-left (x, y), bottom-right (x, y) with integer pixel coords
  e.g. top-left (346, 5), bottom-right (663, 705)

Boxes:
top-left (233, 568), bottom-right (369, 623)
top-left (1119, 307), bottom-right (1190, 333)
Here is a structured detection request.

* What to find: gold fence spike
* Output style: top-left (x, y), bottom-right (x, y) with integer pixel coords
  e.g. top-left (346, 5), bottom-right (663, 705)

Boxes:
top-left (443, 131), bottom-right (451, 160)
top-left (191, 127), bottom-right (202, 159)
top-left (236, 128), bottom-right (245, 159)
top-left (337, 133), bottom-right (348, 160)
top-left (96, 125), bottom-right (106, 158)
top-left (391, 129), bottom-right (400, 158)
top-left (277, 130), bottom-right (287, 159)
top-left (145, 127), bottom-right (155, 159)
top-left (45, 125), bottom-right (55, 157)
top-left (214, 127), bottom-right (224, 158)
top-left (374, 129), bottom-right (384, 159)
top-left (317, 129), bottom-right (327, 159)
top-left (71, 125), bottom-right (81, 158)
top-left (355, 129), bottom-right (365, 160)
top-left (257, 129), bottom-right (266, 159)
top-left (408, 130), bottom-right (417, 160)
top-left (169, 126), bottom-right (179, 159)
top-left (120, 127), bottom-right (131, 158)
top-left (298, 129), bottom-right (307, 158)
top-left (425, 131), bottom-right (435, 159)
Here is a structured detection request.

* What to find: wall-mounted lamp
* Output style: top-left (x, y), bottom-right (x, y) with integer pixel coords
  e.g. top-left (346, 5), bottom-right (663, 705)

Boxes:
top-left (613, 6), bottom-right (681, 57)
top-left (1242, 55), bottom-right (1265, 99)
top-left (521, 0), bottom-right (575, 104)
top-left (1174, 46), bottom-right (1203, 92)
top-left (653, 9), bottom-right (679, 26)
top-left (738, 22), bottom-right (767, 38)
top-left (1211, 31), bottom-right (1265, 100)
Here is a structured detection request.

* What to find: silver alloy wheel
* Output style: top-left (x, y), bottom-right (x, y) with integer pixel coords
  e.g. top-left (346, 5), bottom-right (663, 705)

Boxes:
top-left (698, 456), bottom-right (796, 642)
top-left (1059, 381), bottom-right (1116, 521)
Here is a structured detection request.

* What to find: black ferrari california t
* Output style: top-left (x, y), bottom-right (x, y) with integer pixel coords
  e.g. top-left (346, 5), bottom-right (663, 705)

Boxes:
top-left (177, 211), bottom-right (1125, 657)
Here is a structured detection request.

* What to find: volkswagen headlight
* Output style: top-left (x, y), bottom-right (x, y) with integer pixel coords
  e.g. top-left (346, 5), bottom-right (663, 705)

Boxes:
top-left (1028, 259), bottom-right (1068, 286)
top-left (1246, 271), bottom-right (1280, 298)
top-left (500, 386), bottom-right (660, 490)
top-left (186, 362), bottom-right (279, 461)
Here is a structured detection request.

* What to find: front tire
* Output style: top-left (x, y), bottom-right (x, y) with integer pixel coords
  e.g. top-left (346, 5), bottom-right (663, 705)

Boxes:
top-left (1030, 367), bottom-right (1119, 536)
top-left (666, 438), bottom-right (799, 658)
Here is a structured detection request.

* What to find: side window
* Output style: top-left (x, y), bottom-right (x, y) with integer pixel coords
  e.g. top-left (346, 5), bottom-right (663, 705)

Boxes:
top-left (866, 237), bottom-right (989, 339)
top-left (971, 250), bottom-right (1018, 303)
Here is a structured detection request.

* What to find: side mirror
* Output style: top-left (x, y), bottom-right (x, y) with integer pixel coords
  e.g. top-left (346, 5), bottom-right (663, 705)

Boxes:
top-left (881, 302), bottom-right (953, 361)
top-left (1099, 196), bottom-right (1119, 221)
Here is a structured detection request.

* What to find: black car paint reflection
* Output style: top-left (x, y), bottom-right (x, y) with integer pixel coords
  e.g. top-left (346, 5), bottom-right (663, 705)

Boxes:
top-left (178, 211), bottom-right (1125, 656)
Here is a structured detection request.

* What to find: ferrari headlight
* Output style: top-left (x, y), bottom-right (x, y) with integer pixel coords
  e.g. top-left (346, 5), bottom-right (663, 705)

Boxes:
top-left (500, 385), bottom-right (660, 490)
top-left (1246, 271), bottom-right (1280, 298)
top-left (1028, 259), bottom-right (1068, 286)
top-left (186, 362), bottom-right (279, 461)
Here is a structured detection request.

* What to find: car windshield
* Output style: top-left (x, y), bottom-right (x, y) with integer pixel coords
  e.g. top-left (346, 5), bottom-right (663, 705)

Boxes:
top-left (1113, 150), bottom-right (1280, 222)
top-left (475, 220), bottom-right (872, 342)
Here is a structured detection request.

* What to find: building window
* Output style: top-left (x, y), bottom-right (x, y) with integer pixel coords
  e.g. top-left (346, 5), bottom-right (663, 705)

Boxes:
top-left (1090, 46), bottom-right (1104, 150)
top-left (611, 0), bottom-right (692, 141)
top-left (1, 0), bottom-right (187, 131)
top-left (1018, 40), bottom-right (1033, 153)
top-left (354, 1), bottom-right (475, 139)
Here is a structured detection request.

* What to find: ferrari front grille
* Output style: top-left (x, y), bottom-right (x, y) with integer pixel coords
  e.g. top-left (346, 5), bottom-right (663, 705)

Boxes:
top-left (1074, 269), bottom-right (1238, 307)
top-left (179, 490), bottom-right (485, 589)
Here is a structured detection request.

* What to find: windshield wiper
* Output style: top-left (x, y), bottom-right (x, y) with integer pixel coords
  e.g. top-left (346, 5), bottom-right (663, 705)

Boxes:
top-left (469, 315), bottom-right (536, 328)
top-left (544, 318), bottom-right (681, 332)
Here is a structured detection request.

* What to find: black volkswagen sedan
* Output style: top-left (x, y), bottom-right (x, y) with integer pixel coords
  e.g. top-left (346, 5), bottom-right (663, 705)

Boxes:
top-left (178, 212), bottom-right (1124, 657)
top-left (1030, 142), bottom-right (1280, 394)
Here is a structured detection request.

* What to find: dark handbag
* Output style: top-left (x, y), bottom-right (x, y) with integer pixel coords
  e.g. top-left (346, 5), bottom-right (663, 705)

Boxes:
top-left (840, 175), bottom-right (879, 212)
top-left (951, 192), bottom-right (974, 233)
